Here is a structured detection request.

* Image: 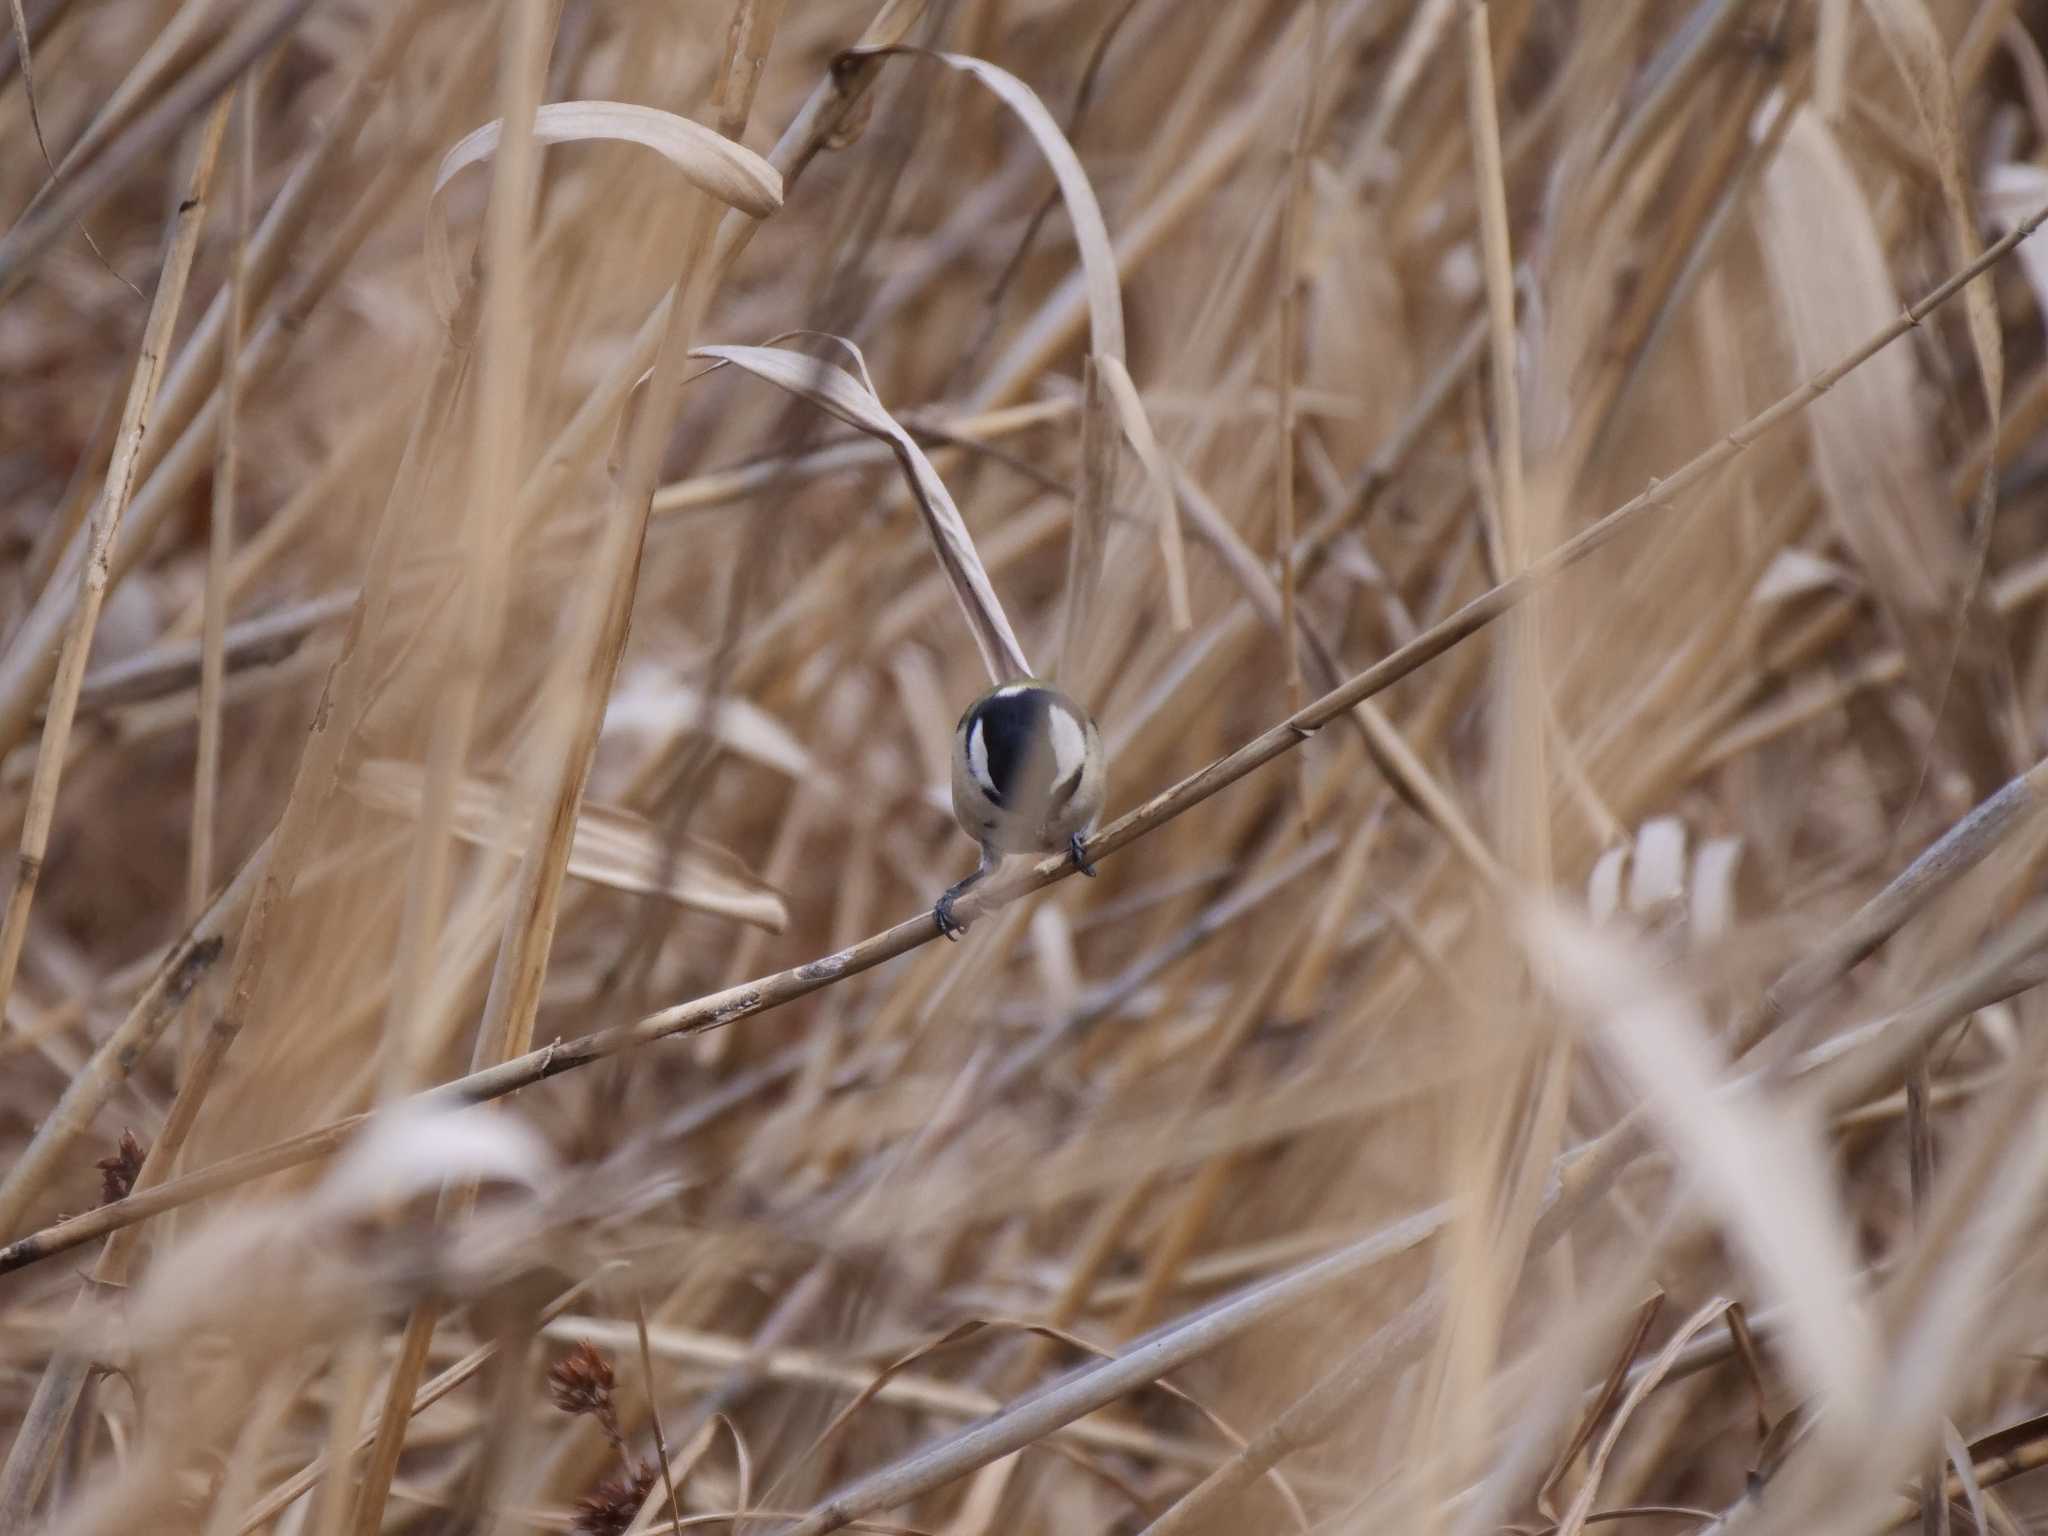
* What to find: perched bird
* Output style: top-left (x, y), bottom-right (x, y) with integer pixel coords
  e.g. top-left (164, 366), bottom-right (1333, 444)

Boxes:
top-left (934, 681), bottom-right (1106, 939)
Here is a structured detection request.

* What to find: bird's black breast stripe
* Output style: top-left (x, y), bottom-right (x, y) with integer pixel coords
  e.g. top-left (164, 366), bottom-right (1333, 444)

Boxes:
top-left (969, 689), bottom-right (1052, 808)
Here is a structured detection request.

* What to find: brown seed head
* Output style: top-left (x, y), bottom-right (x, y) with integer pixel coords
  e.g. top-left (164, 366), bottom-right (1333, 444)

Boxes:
top-left (571, 1461), bottom-right (656, 1536)
top-left (96, 1130), bottom-right (146, 1206)
top-left (546, 1339), bottom-right (617, 1419)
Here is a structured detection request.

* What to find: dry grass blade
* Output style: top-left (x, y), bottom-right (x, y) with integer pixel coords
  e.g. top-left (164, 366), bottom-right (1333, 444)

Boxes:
top-left (1057, 360), bottom-right (1117, 681)
top-left (76, 590), bottom-right (352, 709)
top-left (429, 99), bottom-right (783, 315)
top-left (4, 0), bottom-right (45, 166)
top-left (1855, 979), bottom-right (2048, 1480)
top-left (781, 1204), bottom-right (1450, 1536)
top-left (551, 1313), bottom-right (1225, 1472)
top-left (345, 759), bottom-right (787, 929)
top-left (1097, 355), bottom-right (1193, 631)
top-left (3, 0), bottom-right (138, 292)
top-left (1553, 1297), bottom-right (1732, 1536)
top-left (0, 270), bottom-right (489, 1532)
top-left (1735, 753), bottom-right (2048, 1053)
top-left (846, 45), bottom-right (1124, 358)
top-left (633, 1295), bottom-right (685, 1536)
top-left (191, 83), bottom-right (256, 925)
top-left (1464, 0), bottom-right (1525, 572)
top-left (1273, 2), bottom-right (1326, 821)
top-left (343, 13), bottom-right (794, 1524)
top-left (692, 342), bottom-right (1033, 682)
top-left (1757, 104), bottom-right (2016, 786)
top-left (1135, 1292), bottom-right (1445, 1536)
top-left (1864, 0), bottom-right (2014, 787)
top-left (1537, 1291), bottom-right (1665, 1520)
top-left (1523, 906), bottom-right (1879, 1426)
top-left (841, 40), bottom-right (1193, 638)
top-left (1864, 0), bottom-right (2004, 441)
top-left (792, 1316), bottom-right (1308, 1531)
top-left (1943, 1418), bottom-right (1987, 1536)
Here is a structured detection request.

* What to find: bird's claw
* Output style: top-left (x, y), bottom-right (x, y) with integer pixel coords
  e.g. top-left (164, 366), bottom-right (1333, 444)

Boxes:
top-left (1069, 834), bottom-right (1098, 878)
top-left (934, 893), bottom-right (966, 941)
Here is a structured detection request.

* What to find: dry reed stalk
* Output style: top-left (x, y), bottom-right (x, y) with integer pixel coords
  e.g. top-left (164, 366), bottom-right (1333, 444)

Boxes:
top-left (188, 81), bottom-right (254, 926)
top-left (331, 11), bottom-right (567, 1529)
top-left (0, 93), bottom-right (232, 1033)
top-left (1273, 1), bottom-right (1328, 831)
top-left (377, 0), bottom-right (556, 1099)
top-left (1429, 5), bottom-right (1553, 1488)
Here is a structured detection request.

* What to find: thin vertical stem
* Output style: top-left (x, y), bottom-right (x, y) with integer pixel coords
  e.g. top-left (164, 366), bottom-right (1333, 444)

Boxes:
top-left (1908, 1055), bottom-right (1949, 1536)
top-left (190, 82), bottom-right (257, 924)
top-left (1275, 0), bottom-right (1326, 832)
top-left (343, 1), bottom-right (560, 1526)
top-left (0, 94), bottom-right (233, 1031)
top-left (1464, 0), bottom-right (1524, 574)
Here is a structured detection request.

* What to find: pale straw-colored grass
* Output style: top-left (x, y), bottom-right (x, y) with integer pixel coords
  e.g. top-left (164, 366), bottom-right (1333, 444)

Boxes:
top-left (9, 4), bottom-right (2048, 1535)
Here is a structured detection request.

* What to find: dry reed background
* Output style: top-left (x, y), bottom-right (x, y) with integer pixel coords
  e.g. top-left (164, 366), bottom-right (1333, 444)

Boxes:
top-left (13, 0), bottom-right (2048, 1531)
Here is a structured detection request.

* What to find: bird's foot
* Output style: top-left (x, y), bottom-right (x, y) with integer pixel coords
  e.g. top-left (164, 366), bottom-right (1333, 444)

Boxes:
top-left (1069, 833), bottom-right (1098, 877)
top-left (934, 857), bottom-right (995, 944)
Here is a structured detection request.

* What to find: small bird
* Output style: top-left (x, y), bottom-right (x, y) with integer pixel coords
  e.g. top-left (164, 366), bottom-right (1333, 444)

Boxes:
top-left (934, 681), bottom-right (1106, 939)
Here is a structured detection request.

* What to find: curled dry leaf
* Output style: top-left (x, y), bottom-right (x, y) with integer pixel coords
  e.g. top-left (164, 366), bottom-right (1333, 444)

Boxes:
top-left (428, 101), bottom-right (783, 317)
top-left (690, 341), bottom-right (1034, 686)
top-left (347, 758), bottom-right (788, 931)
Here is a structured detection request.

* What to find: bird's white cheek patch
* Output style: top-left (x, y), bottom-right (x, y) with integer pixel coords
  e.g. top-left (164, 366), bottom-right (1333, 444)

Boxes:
top-left (1046, 707), bottom-right (1088, 783)
top-left (967, 717), bottom-right (995, 794)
